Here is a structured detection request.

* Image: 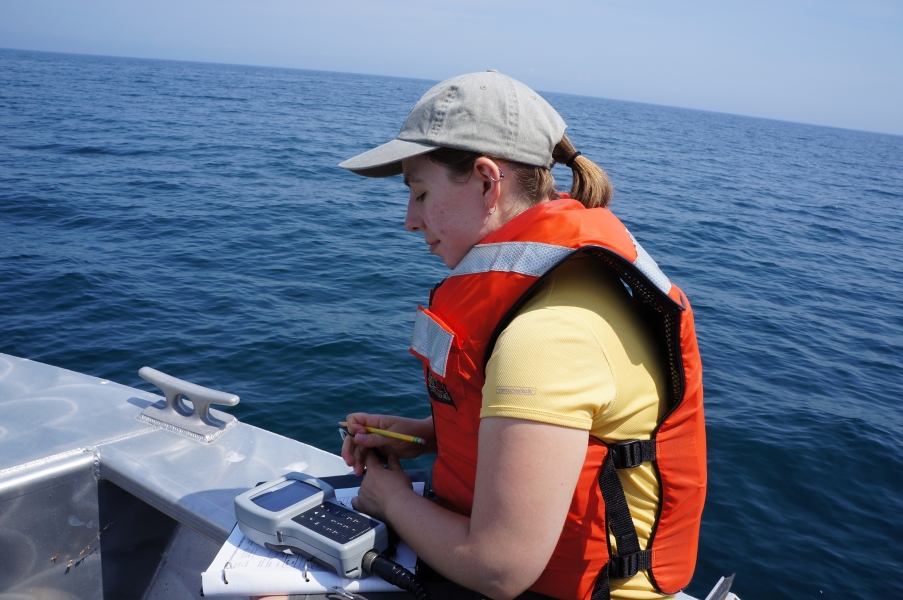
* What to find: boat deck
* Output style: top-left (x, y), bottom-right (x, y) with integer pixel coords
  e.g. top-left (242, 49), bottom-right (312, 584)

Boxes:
top-left (0, 354), bottom-right (726, 600)
top-left (0, 353), bottom-right (355, 599)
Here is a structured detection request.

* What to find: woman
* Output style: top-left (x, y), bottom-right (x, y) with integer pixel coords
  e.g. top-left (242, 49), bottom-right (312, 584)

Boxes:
top-left (336, 71), bottom-right (706, 600)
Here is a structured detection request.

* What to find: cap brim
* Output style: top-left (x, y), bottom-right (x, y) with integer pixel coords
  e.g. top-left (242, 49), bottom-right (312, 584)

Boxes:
top-left (339, 139), bottom-right (438, 178)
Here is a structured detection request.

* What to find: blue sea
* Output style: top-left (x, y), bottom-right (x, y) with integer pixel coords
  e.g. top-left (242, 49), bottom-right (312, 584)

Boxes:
top-left (1, 48), bottom-right (901, 599)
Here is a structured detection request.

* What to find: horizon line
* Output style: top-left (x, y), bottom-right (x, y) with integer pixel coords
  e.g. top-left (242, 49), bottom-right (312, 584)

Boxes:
top-left (3, 45), bottom-right (900, 140)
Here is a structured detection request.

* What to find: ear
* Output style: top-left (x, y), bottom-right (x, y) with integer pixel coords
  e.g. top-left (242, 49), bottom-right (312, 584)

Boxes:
top-left (473, 157), bottom-right (503, 212)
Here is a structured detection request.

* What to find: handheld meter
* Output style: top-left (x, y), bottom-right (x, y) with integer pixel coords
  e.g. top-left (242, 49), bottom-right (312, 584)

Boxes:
top-left (234, 473), bottom-right (389, 579)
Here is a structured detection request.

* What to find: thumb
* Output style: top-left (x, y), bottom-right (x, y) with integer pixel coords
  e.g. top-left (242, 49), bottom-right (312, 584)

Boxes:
top-left (386, 453), bottom-right (403, 471)
top-left (364, 450), bottom-right (384, 468)
top-left (354, 432), bottom-right (391, 448)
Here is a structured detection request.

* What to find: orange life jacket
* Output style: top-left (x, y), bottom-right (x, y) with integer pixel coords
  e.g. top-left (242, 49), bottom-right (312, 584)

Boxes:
top-left (409, 198), bottom-right (706, 599)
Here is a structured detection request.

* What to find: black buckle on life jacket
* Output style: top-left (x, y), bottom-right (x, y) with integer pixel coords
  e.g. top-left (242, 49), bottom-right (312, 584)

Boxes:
top-left (609, 439), bottom-right (656, 469)
top-left (608, 549), bottom-right (652, 579)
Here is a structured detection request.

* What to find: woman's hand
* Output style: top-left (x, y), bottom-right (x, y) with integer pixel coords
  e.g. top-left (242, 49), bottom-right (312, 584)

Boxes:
top-left (249, 454), bottom-right (415, 600)
top-left (352, 452), bottom-right (415, 521)
top-left (341, 414), bottom-right (435, 476)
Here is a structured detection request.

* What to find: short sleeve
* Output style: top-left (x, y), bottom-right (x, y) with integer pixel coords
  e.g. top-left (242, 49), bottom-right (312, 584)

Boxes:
top-left (481, 306), bottom-right (616, 430)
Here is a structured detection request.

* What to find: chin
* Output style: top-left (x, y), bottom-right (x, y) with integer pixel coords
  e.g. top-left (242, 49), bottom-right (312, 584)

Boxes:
top-left (443, 256), bottom-right (465, 269)
top-left (435, 254), bottom-right (454, 269)
top-left (429, 246), bottom-right (456, 269)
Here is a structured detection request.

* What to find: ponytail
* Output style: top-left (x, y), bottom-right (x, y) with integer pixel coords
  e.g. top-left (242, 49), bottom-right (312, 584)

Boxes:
top-left (552, 134), bottom-right (613, 208)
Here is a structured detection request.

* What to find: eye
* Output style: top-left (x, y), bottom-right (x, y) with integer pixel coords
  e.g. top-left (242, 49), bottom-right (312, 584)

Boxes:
top-left (415, 193), bottom-right (426, 203)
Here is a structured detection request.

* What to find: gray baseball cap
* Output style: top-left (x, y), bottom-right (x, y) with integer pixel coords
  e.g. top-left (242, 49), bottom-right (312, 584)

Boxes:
top-left (339, 70), bottom-right (567, 178)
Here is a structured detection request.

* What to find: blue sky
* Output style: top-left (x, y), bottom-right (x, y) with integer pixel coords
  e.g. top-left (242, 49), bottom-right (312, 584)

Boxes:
top-left (2, 0), bottom-right (901, 135)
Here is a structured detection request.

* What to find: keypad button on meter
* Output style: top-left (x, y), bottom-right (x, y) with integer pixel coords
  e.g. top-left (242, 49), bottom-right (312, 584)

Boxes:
top-left (292, 502), bottom-right (380, 544)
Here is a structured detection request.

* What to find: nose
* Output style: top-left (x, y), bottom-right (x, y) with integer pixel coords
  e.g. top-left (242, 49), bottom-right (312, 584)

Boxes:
top-left (404, 197), bottom-right (423, 232)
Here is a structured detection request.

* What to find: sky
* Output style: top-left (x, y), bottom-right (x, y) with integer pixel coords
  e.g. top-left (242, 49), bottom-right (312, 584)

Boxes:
top-left (1, 0), bottom-right (901, 136)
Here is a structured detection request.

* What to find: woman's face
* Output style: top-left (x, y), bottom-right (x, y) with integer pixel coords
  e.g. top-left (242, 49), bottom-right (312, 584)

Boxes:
top-left (402, 155), bottom-right (499, 269)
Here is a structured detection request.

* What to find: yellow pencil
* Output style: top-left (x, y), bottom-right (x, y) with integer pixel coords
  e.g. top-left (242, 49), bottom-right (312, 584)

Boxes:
top-left (338, 422), bottom-right (427, 445)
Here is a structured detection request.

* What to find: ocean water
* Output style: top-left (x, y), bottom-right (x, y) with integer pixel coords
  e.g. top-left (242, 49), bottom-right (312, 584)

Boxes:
top-left (1, 48), bottom-right (902, 599)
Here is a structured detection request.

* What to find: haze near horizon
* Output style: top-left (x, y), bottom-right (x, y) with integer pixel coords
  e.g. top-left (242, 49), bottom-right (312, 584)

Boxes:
top-left (1, 0), bottom-right (901, 136)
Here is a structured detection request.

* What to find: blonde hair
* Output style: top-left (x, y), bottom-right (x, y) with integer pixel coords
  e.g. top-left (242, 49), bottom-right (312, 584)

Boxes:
top-left (427, 134), bottom-right (614, 208)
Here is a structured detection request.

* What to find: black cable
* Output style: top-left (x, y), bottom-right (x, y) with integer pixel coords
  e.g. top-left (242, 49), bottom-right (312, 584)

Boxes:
top-left (362, 550), bottom-right (431, 600)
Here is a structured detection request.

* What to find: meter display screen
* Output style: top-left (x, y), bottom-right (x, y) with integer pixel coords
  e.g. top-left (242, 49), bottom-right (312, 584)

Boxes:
top-left (251, 480), bottom-right (321, 512)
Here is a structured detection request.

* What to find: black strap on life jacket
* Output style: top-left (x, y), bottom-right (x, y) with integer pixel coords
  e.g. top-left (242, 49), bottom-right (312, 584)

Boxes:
top-left (591, 442), bottom-right (655, 600)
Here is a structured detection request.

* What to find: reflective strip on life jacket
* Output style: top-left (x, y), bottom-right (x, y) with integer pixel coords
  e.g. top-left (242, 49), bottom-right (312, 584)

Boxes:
top-left (446, 236), bottom-right (671, 298)
top-left (411, 309), bottom-right (454, 377)
top-left (626, 231), bottom-right (672, 295)
top-left (450, 241), bottom-right (574, 278)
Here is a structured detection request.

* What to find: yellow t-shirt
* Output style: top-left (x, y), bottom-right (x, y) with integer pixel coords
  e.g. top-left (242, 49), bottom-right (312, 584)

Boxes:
top-left (481, 254), bottom-right (671, 600)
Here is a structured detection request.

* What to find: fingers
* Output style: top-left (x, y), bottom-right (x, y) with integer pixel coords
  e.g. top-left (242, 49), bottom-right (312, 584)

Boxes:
top-left (343, 436), bottom-right (367, 476)
top-left (346, 412), bottom-right (402, 436)
top-left (344, 413), bottom-right (423, 473)
top-left (346, 412), bottom-right (378, 433)
top-left (341, 433), bottom-right (354, 466)
top-left (352, 444), bottom-right (369, 476)
top-left (346, 414), bottom-right (387, 450)
top-left (343, 413), bottom-right (383, 473)
top-left (386, 453), bottom-right (403, 471)
top-left (353, 431), bottom-right (393, 449)
top-left (364, 450), bottom-right (383, 468)
top-left (346, 413), bottom-right (396, 450)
